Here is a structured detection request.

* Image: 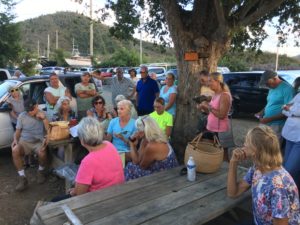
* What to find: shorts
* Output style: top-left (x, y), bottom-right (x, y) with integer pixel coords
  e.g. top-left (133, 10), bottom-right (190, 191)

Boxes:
top-left (19, 140), bottom-right (44, 155)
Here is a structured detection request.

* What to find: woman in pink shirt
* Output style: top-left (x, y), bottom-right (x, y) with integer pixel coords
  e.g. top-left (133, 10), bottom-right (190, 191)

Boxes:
top-left (70, 117), bottom-right (125, 196)
top-left (198, 72), bottom-right (232, 161)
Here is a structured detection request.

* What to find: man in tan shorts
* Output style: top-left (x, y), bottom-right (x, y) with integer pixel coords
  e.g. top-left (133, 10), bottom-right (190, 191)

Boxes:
top-left (11, 99), bottom-right (49, 191)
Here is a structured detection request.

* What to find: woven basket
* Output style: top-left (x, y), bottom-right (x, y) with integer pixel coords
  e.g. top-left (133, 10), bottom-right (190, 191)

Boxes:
top-left (48, 121), bottom-right (70, 141)
top-left (184, 133), bottom-right (224, 173)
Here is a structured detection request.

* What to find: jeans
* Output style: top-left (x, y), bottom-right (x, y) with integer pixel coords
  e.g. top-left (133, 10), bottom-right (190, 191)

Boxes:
top-left (284, 140), bottom-right (300, 190)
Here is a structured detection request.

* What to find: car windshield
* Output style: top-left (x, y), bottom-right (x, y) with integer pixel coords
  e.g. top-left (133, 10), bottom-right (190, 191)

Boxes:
top-left (0, 80), bottom-right (18, 99)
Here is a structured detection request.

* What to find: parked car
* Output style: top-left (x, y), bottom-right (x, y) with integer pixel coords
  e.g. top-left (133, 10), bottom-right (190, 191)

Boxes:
top-left (223, 70), bottom-right (300, 116)
top-left (40, 67), bottom-right (65, 75)
top-left (0, 74), bottom-right (99, 150)
top-left (124, 66), bottom-right (166, 80)
top-left (0, 69), bottom-right (12, 83)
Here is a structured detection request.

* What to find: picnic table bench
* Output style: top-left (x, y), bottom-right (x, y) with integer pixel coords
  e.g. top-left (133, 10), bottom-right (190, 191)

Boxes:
top-left (35, 163), bottom-right (250, 225)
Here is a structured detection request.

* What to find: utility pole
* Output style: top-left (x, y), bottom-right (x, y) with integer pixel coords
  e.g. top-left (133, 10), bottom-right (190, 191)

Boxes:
top-left (47, 34), bottom-right (50, 59)
top-left (37, 40), bottom-right (40, 59)
top-left (90, 0), bottom-right (93, 57)
top-left (139, 15), bottom-right (144, 65)
top-left (56, 30), bottom-right (58, 49)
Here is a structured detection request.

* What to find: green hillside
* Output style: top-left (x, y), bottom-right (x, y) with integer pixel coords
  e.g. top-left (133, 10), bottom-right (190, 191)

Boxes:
top-left (18, 11), bottom-right (176, 63)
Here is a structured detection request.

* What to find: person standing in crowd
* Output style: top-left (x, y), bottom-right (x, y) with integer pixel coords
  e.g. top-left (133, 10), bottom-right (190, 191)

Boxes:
top-left (12, 70), bottom-right (26, 79)
top-left (256, 70), bottom-right (294, 142)
top-left (75, 72), bottom-right (97, 120)
top-left (150, 72), bottom-right (161, 89)
top-left (111, 95), bottom-right (138, 119)
top-left (195, 70), bottom-right (215, 133)
top-left (87, 95), bottom-right (112, 132)
top-left (227, 126), bottom-right (300, 225)
top-left (6, 87), bottom-right (24, 130)
top-left (281, 76), bottom-right (300, 191)
top-left (159, 72), bottom-right (177, 117)
top-left (128, 68), bottom-right (139, 85)
top-left (106, 100), bottom-right (136, 167)
top-left (52, 117), bottom-right (125, 201)
top-left (198, 72), bottom-right (232, 161)
top-left (150, 97), bottom-right (173, 138)
top-left (64, 88), bottom-right (77, 117)
top-left (110, 67), bottom-right (136, 108)
top-left (125, 116), bottom-right (178, 181)
top-left (44, 72), bottom-right (66, 121)
top-left (11, 99), bottom-right (49, 192)
top-left (52, 96), bottom-right (75, 122)
top-left (136, 65), bottom-right (159, 116)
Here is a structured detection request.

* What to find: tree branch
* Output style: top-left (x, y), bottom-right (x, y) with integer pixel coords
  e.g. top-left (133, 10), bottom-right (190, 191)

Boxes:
top-left (238, 0), bottom-right (285, 26)
top-left (213, 0), bottom-right (227, 31)
top-left (238, 0), bottom-right (261, 20)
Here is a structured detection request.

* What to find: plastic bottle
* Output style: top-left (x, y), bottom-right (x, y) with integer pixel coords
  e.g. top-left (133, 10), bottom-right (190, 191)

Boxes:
top-left (187, 156), bottom-right (196, 181)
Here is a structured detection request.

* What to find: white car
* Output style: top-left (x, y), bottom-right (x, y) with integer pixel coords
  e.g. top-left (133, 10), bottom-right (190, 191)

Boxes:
top-left (124, 66), bottom-right (166, 80)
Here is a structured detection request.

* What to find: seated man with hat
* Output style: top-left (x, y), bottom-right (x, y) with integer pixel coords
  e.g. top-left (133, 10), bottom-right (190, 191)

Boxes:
top-left (11, 99), bottom-right (49, 191)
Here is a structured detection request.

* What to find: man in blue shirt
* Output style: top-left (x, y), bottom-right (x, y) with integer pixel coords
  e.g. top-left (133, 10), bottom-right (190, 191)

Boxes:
top-left (256, 70), bottom-right (294, 142)
top-left (136, 66), bottom-right (159, 116)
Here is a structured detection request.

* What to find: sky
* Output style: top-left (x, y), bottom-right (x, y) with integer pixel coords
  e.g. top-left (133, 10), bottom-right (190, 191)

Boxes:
top-left (14, 0), bottom-right (300, 57)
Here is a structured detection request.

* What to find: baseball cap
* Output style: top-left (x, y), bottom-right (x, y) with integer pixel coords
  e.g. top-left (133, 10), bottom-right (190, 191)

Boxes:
top-left (259, 70), bottom-right (278, 86)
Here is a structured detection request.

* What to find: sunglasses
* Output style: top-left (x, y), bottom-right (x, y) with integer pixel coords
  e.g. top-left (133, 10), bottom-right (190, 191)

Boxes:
top-left (94, 101), bottom-right (103, 105)
top-left (10, 88), bottom-right (19, 93)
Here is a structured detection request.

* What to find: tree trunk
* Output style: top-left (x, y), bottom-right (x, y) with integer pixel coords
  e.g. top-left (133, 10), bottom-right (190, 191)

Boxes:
top-left (171, 35), bottom-right (230, 163)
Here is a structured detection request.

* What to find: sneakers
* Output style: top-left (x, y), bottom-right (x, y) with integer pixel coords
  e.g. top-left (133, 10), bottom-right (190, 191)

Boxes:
top-left (37, 170), bottom-right (47, 184)
top-left (15, 176), bottom-right (28, 192)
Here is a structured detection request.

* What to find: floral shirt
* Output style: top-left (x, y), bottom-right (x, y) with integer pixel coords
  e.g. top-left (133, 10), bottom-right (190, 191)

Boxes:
top-left (244, 166), bottom-right (300, 225)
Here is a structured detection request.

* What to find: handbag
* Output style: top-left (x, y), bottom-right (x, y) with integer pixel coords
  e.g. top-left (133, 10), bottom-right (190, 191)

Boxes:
top-left (48, 121), bottom-right (70, 141)
top-left (184, 133), bottom-right (224, 173)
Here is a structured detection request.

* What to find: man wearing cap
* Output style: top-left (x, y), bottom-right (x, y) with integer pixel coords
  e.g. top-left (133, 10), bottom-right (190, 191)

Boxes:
top-left (256, 70), bottom-right (294, 140)
top-left (75, 72), bottom-right (97, 120)
top-left (44, 72), bottom-right (66, 120)
top-left (11, 99), bottom-right (49, 191)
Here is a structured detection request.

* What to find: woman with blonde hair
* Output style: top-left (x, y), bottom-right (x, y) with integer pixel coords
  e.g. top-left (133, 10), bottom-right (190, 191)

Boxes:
top-left (198, 72), bottom-right (232, 161)
top-left (227, 126), bottom-right (300, 225)
top-left (124, 116), bottom-right (178, 181)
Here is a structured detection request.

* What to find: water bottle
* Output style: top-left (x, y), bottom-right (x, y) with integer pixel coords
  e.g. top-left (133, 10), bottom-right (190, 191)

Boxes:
top-left (187, 156), bottom-right (196, 181)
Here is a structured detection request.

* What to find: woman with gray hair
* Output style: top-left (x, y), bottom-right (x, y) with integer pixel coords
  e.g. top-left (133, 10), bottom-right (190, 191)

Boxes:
top-left (124, 116), bottom-right (178, 181)
top-left (68, 117), bottom-right (124, 197)
top-left (106, 99), bottom-right (137, 166)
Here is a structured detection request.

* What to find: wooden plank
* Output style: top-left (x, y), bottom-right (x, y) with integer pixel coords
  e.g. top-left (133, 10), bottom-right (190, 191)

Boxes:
top-left (38, 165), bottom-right (229, 224)
top-left (141, 190), bottom-right (251, 225)
top-left (61, 205), bottom-right (83, 225)
top-left (86, 172), bottom-right (231, 225)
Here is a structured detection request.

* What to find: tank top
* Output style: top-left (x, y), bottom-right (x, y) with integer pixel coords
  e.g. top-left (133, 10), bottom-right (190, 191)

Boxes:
top-left (206, 92), bottom-right (231, 132)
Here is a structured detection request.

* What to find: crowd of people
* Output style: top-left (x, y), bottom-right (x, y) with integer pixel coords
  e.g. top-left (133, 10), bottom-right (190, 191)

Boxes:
top-left (6, 67), bottom-right (300, 224)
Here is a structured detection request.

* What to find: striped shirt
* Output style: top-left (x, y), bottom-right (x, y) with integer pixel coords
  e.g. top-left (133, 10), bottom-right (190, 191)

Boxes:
top-left (111, 76), bottom-right (135, 106)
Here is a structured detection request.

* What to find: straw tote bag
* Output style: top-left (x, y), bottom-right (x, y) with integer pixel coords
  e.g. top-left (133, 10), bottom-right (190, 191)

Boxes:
top-left (184, 133), bottom-right (224, 173)
top-left (48, 121), bottom-right (70, 141)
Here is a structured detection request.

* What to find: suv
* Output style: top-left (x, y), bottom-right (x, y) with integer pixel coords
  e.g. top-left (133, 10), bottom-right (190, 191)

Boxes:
top-left (0, 74), bottom-right (99, 150)
top-left (223, 71), bottom-right (299, 115)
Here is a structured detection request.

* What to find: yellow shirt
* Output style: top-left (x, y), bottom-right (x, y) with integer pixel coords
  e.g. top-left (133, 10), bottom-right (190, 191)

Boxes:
top-left (150, 111), bottom-right (173, 133)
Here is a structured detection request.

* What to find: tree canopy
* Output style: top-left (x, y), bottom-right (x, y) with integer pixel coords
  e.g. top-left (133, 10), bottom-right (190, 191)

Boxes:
top-left (0, 0), bottom-right (21, 67)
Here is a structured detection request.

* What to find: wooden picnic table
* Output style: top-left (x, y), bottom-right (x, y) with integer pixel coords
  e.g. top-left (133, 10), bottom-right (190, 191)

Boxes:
top-left (36, 163), bottom-right (251, 225)
top-left (47, 138), bottom-right (81, 190)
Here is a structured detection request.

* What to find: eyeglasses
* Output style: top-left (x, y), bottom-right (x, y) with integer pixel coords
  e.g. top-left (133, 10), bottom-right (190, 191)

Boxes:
top-left (10, 88), bottom-right (19, 93)
top-left (94, 101), bottom-right (103, 105)
top-left (140, 71), bottom-right (147, 74)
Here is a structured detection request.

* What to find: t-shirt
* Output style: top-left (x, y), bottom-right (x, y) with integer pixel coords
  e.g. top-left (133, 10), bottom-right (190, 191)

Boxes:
top-left (111, 77), bottom-right (135, 107)
top-left (16, 111), bottom-right (45, 142)
top-left (264, 81), bottom-right (294, 125)
top-left (150, 111), bottom-right (173, 134)
top-left (75, 141), bottom-right (125, 192)
top-left (107, 118), bottom-right (136, 152)
top-left (75, 83), bottom-right (96, 113)
top-left (136, 76), bottom-right (159, 113)
top-left (160, 85), bottom-right (177, 116)
top-left (6, 96), bottom-right (24, 124)
top-left (44, 86), bottom-right (66, 120)
top-left (244, 166), bottom-right (300, 225)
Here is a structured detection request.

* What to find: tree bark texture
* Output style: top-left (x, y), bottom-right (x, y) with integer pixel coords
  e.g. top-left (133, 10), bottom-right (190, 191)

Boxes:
top-left (159, 0), bottom-right (285, 162)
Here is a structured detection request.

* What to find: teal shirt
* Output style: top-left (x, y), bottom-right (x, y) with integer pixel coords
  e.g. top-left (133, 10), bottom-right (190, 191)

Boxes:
top-left (264, 81), bottom-right (294, 125)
